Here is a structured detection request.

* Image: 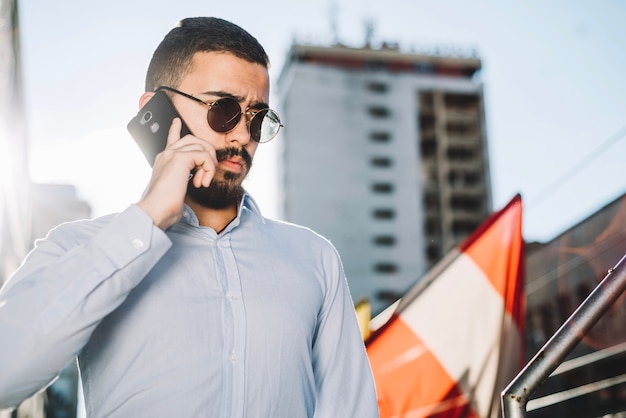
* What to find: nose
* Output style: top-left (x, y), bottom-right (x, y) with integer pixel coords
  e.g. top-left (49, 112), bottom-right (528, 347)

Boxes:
top-left (225, 110), bottom-right (252, 146)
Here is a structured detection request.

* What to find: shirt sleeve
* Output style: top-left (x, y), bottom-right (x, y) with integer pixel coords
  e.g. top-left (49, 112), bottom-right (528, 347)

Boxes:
top-left (0, 204), bottom-right (172, 409)
top-left (311, 246), bottom-right (379, 418)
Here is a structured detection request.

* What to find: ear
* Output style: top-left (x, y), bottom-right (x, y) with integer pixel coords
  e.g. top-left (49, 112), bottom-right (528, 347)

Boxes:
top-left (139, 91), bottom-right (155, 109)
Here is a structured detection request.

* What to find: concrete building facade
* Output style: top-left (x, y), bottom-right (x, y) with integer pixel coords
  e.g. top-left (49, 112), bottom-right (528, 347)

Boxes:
top-left (278, 44), bottom-right (492, 314)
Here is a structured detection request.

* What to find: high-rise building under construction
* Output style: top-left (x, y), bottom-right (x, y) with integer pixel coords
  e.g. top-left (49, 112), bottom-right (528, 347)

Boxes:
top-left (277, 43), bottom-right (492, 314)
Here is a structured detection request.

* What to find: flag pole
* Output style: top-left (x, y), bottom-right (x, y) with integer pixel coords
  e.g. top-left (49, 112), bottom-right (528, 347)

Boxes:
top-left (501, 253), bottom-right (626, 418)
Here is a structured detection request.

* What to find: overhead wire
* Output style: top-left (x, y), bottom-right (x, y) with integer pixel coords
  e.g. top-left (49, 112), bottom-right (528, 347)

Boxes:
top-left (526, 124), bottom-right (626, 211)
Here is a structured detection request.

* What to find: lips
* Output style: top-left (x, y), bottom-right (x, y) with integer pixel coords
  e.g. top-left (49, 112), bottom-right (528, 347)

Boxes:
top-left (215, 147), bottom-right (252, 174)
top-left (222, 156), bottom-right (243, 165)
top-left (217, 155), bottom-right (246, 174)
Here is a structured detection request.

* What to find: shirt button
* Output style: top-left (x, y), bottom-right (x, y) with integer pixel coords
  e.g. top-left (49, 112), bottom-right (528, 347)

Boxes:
top-left (229, 351), bottom-right (237, 363)
top-left (131, 238), bottom-right (144, 249)
top-left (226, 291), bottom-right (234, 301)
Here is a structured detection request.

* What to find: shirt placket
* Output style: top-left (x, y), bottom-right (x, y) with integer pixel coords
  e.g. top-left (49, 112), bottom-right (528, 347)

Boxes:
top-left (217, 234), bottom-right (246, 417)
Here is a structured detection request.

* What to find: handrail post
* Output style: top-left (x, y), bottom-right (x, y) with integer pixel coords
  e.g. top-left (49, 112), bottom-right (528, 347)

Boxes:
top-left (501, 254), bottom-right (626, 417)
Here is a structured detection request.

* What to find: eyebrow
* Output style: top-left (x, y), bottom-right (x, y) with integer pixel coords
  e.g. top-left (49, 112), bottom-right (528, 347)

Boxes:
top-left (200, 90), bottom-right (269, 110)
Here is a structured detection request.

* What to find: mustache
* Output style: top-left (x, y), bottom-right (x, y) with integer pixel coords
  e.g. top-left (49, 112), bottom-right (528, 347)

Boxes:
top-left (216, 147), bottom-right (252, 168)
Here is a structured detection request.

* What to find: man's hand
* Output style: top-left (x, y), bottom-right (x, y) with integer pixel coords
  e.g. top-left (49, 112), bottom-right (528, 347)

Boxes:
top-left (137, 118), bottom-right (217, 230)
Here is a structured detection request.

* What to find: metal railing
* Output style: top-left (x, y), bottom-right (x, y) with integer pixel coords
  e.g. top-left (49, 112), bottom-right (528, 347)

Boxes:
top-left (501, 253), bottom-right (626, 418)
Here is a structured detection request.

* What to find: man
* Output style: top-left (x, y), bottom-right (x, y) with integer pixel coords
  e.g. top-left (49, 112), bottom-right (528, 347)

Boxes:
top-left (0, 17), bottom-right (379, 417)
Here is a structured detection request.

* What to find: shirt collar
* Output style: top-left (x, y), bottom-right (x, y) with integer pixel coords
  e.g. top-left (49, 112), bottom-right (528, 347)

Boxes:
top-left (180, 190), bottom-right (265, 228)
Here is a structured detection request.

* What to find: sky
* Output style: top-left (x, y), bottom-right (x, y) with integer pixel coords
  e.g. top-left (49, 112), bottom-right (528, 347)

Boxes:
top-left (17, 0), bottom-right (626, 243)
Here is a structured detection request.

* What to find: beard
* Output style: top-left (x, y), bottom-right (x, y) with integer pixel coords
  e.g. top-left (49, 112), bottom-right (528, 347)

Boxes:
top-left (186, 147), bottom-right (253, 210)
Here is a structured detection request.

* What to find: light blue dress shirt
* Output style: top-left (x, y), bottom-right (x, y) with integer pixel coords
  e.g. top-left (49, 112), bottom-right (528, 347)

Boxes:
top-left (0, 194), bottom-right (379, 417)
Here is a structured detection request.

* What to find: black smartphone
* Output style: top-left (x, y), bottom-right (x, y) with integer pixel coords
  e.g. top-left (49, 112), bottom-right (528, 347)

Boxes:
top-left (127, 90), bottom-right (192, 166)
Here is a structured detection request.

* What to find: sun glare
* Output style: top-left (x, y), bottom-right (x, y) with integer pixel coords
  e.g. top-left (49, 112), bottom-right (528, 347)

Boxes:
top-left (29, 127), bottom-right (152, 218)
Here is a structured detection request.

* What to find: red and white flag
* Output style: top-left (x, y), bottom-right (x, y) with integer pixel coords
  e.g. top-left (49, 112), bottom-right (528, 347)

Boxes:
top-left (367, 195), bottom-right (524, 418)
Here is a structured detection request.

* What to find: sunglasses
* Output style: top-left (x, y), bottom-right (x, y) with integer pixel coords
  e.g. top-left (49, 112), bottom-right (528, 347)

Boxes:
top-left (157, 86), bottom-right (282, 143)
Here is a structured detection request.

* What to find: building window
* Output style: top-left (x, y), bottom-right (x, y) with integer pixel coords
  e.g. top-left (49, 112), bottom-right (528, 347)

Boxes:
top-left (419, 91), bottom-right (434, 108)
top-left (373, 235), bottom-right (396, 246)
top-left (450, 195), bottom-right (482, 212)
top-left (369, 131), bottom-right (392, 143)
top-left (368, 106), bottom-right (391, 118)
top-left (447, 146), bottom-right (475, 161)
top-left (370, 157), bottom-right (393, 168)
top-left (366, 81), bottom-right (389, 93)
top-left (444, 93), bottom-right (479, 113)
top-left (424, 193), bottom-right (440, 211)
top-left (420, 139), bottom-right (437, 158)
top-left (452, 220), bottom-right (480, 237)
top-left (419, 114), bottom-right (435, 131)
top-left (446, 120), bottom-right (479, 137)
top-left (373, 208), bottom-right (395, 220)
top-left (371, 182), bottom-right (394, 194)
top-left (425, 219), bottom-right (440, 235)
top-left (448, 170), bottom-right (481, 187)
top-left (426, 243), bottom-right (442, 264)
top-left (374, 262), bottom-right (398, 273)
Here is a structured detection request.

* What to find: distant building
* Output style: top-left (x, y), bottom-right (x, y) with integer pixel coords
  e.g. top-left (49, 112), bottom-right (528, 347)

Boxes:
top-left (31, 184), bottom-right (90, 418)
top-left (277, 43), bottom-right (492, 314)
top-left (1, 183), bottom-right (90, 418)
top-left (525, 192), bottom-right (626, 417)
top-left (31, 184), bottom-right (91, 240)
top-left (0, 0), bottom-right (30, 289)
top-left (0, 0), bottom-right (39, 415)
top-left (1, 2), bottom-right (90, 416)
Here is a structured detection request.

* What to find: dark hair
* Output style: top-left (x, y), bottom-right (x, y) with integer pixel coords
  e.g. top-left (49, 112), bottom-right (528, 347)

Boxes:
top-left (145, 17), bottom-right (270, 92)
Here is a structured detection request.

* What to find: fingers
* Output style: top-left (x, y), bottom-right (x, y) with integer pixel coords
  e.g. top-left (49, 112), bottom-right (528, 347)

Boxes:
top-left (167, 117), bottom-right (181, 144)
top-left (189, 150), bottom-right (216, 189)
top-left (139, 120), bottom-right (220, 230)
top-left (164, 119), bottom-right (218, 173)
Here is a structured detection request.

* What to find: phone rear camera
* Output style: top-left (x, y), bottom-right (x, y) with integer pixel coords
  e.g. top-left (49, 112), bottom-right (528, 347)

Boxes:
top-left (141, 111), bottom-right (152, 124)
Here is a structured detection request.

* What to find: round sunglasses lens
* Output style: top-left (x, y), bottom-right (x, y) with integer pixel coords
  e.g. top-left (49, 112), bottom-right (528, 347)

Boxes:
top-left (250, 109), bottom-right (281, 143)
top-left (208, 98), bottom-right (241, 132)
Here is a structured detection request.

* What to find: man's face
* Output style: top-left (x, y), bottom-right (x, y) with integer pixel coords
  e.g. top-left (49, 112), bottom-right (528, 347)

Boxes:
top-left (172, 51), bottom-right (270, 209)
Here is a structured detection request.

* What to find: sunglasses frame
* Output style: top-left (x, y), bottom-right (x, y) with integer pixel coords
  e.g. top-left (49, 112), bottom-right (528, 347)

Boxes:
top-left (156, 86), bottom-right (282, 143)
